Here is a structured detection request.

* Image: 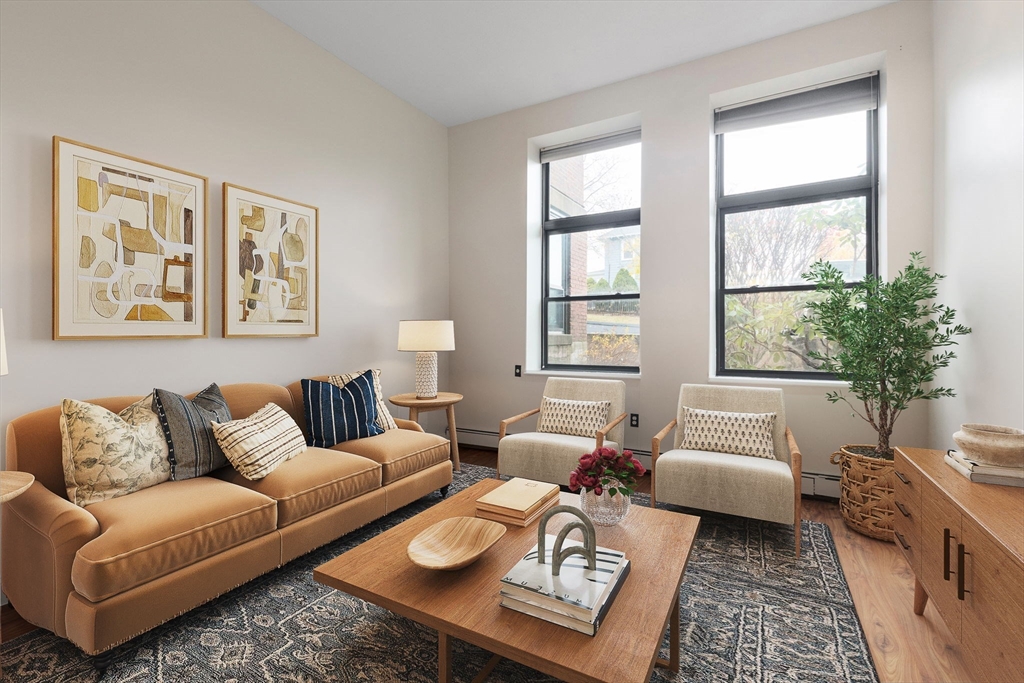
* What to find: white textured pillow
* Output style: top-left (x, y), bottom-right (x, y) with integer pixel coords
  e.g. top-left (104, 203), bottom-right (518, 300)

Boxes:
top-left (60, 395), bottom-right (171, 507)
top-left (328, 369), bottom-right (398, 431)
top-left (681, 407), bottom-right (776, 459)
top-left (537, 396), bottom-right (611, 438)
top-left (212, 402), bottom-right (307, 480)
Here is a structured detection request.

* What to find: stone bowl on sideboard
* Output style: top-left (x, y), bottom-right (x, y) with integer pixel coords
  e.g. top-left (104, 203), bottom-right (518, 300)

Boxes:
top-left (952, 423), bottom-right (1024, 468)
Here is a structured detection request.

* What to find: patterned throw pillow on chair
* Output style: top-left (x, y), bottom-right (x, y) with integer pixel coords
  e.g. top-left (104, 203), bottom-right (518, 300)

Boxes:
top-left (212, 402), bottom-right (307, 480)
top-left (302, 372), bottom-right (384, 448)
top-left (153, 383), bottom-right (233, 480)
top-left (537, 396), bottom-right (611, 439)
top-left (60, 394), bottom-right (172, 507)
top-left (681, 407), bottom-right (776, 459)
top-left (327, 369), bottom-right (398, 431)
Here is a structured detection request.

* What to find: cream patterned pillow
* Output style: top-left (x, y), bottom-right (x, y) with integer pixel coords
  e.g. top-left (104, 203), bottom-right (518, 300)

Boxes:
top-left (61, 395), bottom-right (171, 507)
top-left (328, 369), bottom-right (398, 431)
top-left (211, 403), bottom-right (307, 481)
top-left (681, 407), bottom-right (776, 459)
top-left (537, 396), bottom-right (611, 438)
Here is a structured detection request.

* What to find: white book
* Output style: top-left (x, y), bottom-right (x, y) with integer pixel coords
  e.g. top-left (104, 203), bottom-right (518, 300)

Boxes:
top-left (945, 454), bottom-right (1024, 488)
top-left (499, 536), bottom-right (627, 622)
top-left (947, 450), bottom-right (1024, 478)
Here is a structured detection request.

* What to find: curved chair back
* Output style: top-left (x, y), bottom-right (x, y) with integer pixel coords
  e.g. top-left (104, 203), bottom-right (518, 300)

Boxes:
top-left (542, 377), bottom-right (626, 446)
top-left (675, 384), bottom-right (788, 464)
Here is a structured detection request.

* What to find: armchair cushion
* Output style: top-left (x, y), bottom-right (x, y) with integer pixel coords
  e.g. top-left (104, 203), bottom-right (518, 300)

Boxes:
top-left (680, 407), bottom-right (776, 460)
top-left (498, 432), bottom-right (619, 487)
top-left (655, 448), bottom-right (794, 525)
top-left (537, 396), bottom-right (610, 438)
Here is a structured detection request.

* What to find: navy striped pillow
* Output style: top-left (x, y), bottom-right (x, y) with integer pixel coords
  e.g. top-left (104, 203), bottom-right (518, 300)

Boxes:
top-left (302, 372), bottom-right (384, 448)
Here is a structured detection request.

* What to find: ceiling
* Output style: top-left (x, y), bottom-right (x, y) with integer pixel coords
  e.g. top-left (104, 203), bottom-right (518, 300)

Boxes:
top-left (252, 0), bottom-right (895, 127)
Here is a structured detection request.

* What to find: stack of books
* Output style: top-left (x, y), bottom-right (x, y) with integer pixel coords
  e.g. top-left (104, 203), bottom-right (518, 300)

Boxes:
top-left (475, 477), bottom-right (560, 527)
top-left (499, 536), bottom-right (630, 636)
top-left (944, 449), bottom-right (1024, 487)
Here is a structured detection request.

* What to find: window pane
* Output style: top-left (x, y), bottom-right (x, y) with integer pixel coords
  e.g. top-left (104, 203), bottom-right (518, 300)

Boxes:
top-left (547, 227), bottom-right (640, 297)
top-left (548, 142), bottom-right (640, 218)
top-left (724, 196), bottom-right (866, 289)
top-left (723, 111), bottom-right (867, 195)
top-left (547, 299), bottom-right (640, 368)
top-left (723, 291), bottom-right (833, 372)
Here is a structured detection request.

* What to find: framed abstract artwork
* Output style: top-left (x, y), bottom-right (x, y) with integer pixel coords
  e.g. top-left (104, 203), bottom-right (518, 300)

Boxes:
top-left (222, 184), bottom-right (319, 338)
top-left (53, 137), bottom-right (208, 339)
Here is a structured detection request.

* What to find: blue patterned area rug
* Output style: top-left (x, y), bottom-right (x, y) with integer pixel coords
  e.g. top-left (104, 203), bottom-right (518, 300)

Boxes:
top-left (1, 464), bottom-right (877, 682)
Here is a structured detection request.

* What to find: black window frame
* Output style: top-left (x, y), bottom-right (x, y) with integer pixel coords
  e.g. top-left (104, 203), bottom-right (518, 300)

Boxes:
top-left (541, 147), bottom-right (641, 374)
top-left (715, 89), bottom-right (879, 380)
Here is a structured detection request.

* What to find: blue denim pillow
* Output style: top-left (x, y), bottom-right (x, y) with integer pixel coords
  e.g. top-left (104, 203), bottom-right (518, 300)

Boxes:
top-left (301, 372), bottom-right (384, 448)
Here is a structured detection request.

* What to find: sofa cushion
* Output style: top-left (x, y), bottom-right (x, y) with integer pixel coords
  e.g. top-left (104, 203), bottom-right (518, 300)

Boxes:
top-left (330, 429), bottom-right (449, 486)
top-left (497, 432), bottom-right (618, 487)
top-left (213, 402), bottom-right (307, 480)
top-left (153, 383), bottom-right (233, 480)
top-left (328, 369), bottom-right (398, 431)
top-left (301, 376), bottom-right (383, 448)
top-left (214, 447), bottom-right (381, 527)
top-left (72, 477), bottom-right (277, 602)
top-left (655, 448), bottom-right (795, 525)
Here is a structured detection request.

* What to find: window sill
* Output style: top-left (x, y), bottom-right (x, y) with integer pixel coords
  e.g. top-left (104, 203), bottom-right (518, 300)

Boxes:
top-left (708, 375), bottom-right (848, 389)
top-left (526, 370), bottom-right (642, 381)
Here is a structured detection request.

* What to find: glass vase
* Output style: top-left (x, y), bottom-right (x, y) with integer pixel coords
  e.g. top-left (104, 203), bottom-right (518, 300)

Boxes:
top-left (580, 486), bottom-right (631, 526)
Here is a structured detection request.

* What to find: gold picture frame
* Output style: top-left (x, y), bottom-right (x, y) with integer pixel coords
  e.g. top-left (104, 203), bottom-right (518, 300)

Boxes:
top-left (222, 183), bottom-right (319, 338)
top-left (53, 136), bottom-right (209, 340)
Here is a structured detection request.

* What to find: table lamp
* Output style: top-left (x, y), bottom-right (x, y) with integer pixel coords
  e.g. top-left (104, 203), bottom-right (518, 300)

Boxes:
top-left (0, 308), bottom-right (8, 376)
top-left (397, 320), bottom-right (454, 399)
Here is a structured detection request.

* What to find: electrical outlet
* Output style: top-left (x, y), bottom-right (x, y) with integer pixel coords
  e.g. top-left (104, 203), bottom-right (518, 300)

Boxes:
top-left (514, 365), bottom-right (522, 377)
top-left (630, 413), bottom-right (639, 428)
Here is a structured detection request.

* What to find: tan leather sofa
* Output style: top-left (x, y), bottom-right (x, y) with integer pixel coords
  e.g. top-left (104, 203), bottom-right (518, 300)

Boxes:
top-left (1, 378), bottom-right (453, 656)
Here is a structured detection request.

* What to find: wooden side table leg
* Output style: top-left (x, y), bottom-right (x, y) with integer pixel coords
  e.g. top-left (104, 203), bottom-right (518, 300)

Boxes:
top-left (438, 630), bottom-right (452, 683)
top-left (446, 404), bottom-right (461, 473)
top-left (409, 407), bottom-right (419, 424)
top-left (913, 577), bottom-right (929, 615)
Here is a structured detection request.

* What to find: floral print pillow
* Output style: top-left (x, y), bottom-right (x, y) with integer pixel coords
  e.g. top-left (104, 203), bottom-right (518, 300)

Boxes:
top-left (60, 394), bottom-right (171, 507)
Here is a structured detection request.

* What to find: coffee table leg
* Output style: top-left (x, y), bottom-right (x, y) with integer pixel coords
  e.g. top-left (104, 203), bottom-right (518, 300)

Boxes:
top-left (446, 405), bottom-right (462, 472)
top-left (655, 594), bottom-right (680, 673)
top-left (438, 630), bottom-right (452, 683)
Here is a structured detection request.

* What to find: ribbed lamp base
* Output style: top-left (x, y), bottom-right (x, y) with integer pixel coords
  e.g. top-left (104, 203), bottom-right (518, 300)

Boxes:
top-left (414, 352), bottom-right (438, 399)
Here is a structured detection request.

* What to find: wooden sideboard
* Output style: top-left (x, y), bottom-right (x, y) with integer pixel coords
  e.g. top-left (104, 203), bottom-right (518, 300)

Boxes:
top-left (893, 447), bottom-right (1024, 683)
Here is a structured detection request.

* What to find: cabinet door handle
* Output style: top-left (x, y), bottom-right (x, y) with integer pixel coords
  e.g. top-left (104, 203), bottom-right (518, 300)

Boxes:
top-left (895, 470), bottom-right (910, 485)
top-left (895, 501), bottom-right (911, 517)
top-left (944, 528), bottom-right (954, 580)
top-left (895, 530), bottom-right (911, 551)
top-left (957, 544), bottom-right (970, 600)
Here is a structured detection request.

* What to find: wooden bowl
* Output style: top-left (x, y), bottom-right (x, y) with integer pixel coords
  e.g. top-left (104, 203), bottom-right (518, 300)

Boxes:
top-left (953, 423), bottom-right (1024, 468)
top-left (407, 516), bottom-right (506, 570)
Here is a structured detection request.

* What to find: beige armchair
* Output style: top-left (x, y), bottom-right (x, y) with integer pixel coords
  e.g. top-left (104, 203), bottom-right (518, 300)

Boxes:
top-left (497, 378), bottom-right (627, 486)
top-left (651, 384), bottom-right (803, 556)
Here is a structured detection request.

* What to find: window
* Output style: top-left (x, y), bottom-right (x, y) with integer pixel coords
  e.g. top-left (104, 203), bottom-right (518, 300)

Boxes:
top-left (541, 129), bottom-right (641, 372)
top-left (715, 74), bottom-right (879, 378)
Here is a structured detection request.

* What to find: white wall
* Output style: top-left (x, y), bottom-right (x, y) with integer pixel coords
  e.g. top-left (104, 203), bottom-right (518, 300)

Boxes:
top-left (448, 0), bottom-right (936, 475)
top-left (0, 0), bottom-right (451, 449)
top-left (931, 1), bottom-right (1024, 445)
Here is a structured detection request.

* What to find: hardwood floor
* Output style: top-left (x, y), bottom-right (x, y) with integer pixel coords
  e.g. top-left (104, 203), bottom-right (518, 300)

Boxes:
top-left (1, 447), bottom-right (974, 682)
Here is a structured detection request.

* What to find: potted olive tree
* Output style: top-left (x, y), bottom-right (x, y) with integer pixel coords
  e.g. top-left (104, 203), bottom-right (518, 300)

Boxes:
top-left (802, 252), bottom-right (970, 540)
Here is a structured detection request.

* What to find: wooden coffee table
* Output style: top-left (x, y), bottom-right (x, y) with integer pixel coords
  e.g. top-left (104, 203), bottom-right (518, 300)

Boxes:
top-left (314, 478), bottom-right (700, 683)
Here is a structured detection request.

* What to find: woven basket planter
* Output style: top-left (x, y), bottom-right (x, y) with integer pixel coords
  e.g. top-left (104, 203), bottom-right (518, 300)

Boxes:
top-left (829, 445), bottom-right (895, 542)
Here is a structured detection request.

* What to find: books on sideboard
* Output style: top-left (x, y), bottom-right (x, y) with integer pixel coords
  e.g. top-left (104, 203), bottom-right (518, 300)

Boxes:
top-left (945, 449), bottom-right (1024, 487)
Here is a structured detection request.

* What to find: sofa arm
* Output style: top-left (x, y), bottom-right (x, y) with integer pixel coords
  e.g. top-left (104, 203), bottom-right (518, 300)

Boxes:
top-left (394, 418), bottom-right (424, 432)
top-left (1, 481), bottom-right (100, 638)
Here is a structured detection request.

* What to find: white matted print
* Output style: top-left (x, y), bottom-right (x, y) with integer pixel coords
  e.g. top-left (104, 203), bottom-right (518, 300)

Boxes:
top-left (223, 184), bottom-right (319, 338)
top-left (53, 137), bottom-right (208, 339)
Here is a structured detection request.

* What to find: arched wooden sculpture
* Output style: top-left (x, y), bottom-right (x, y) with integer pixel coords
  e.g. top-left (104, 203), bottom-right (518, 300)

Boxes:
top-left (536, 505), bottom-right (597, 577)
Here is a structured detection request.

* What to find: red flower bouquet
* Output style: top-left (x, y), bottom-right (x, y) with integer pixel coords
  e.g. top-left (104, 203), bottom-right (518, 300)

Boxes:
top-left (568, 447), bottom-right (646, 497)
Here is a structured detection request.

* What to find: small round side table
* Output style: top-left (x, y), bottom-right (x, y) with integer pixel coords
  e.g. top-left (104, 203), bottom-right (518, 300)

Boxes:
top-left (1, 471), bottom-right (34, 503)
top-left (389, 392), bottom-right (464, 473)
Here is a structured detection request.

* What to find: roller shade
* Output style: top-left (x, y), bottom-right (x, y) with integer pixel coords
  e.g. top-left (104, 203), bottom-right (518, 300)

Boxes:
top-left (540, 128), bottom-right (641, 164)
top-left (715, 73), bottom-right (878, 135)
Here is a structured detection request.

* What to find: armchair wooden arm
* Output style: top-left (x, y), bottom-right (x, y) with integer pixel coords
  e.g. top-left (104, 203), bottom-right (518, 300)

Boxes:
top-left (498, 408), bottom-right (540, 440)
top-left (650, 419), bottom-right (678, 507)
top-left (787, 427), bottom-right (803, 557)
top-left (595, 412), bottom-right (627, 449)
